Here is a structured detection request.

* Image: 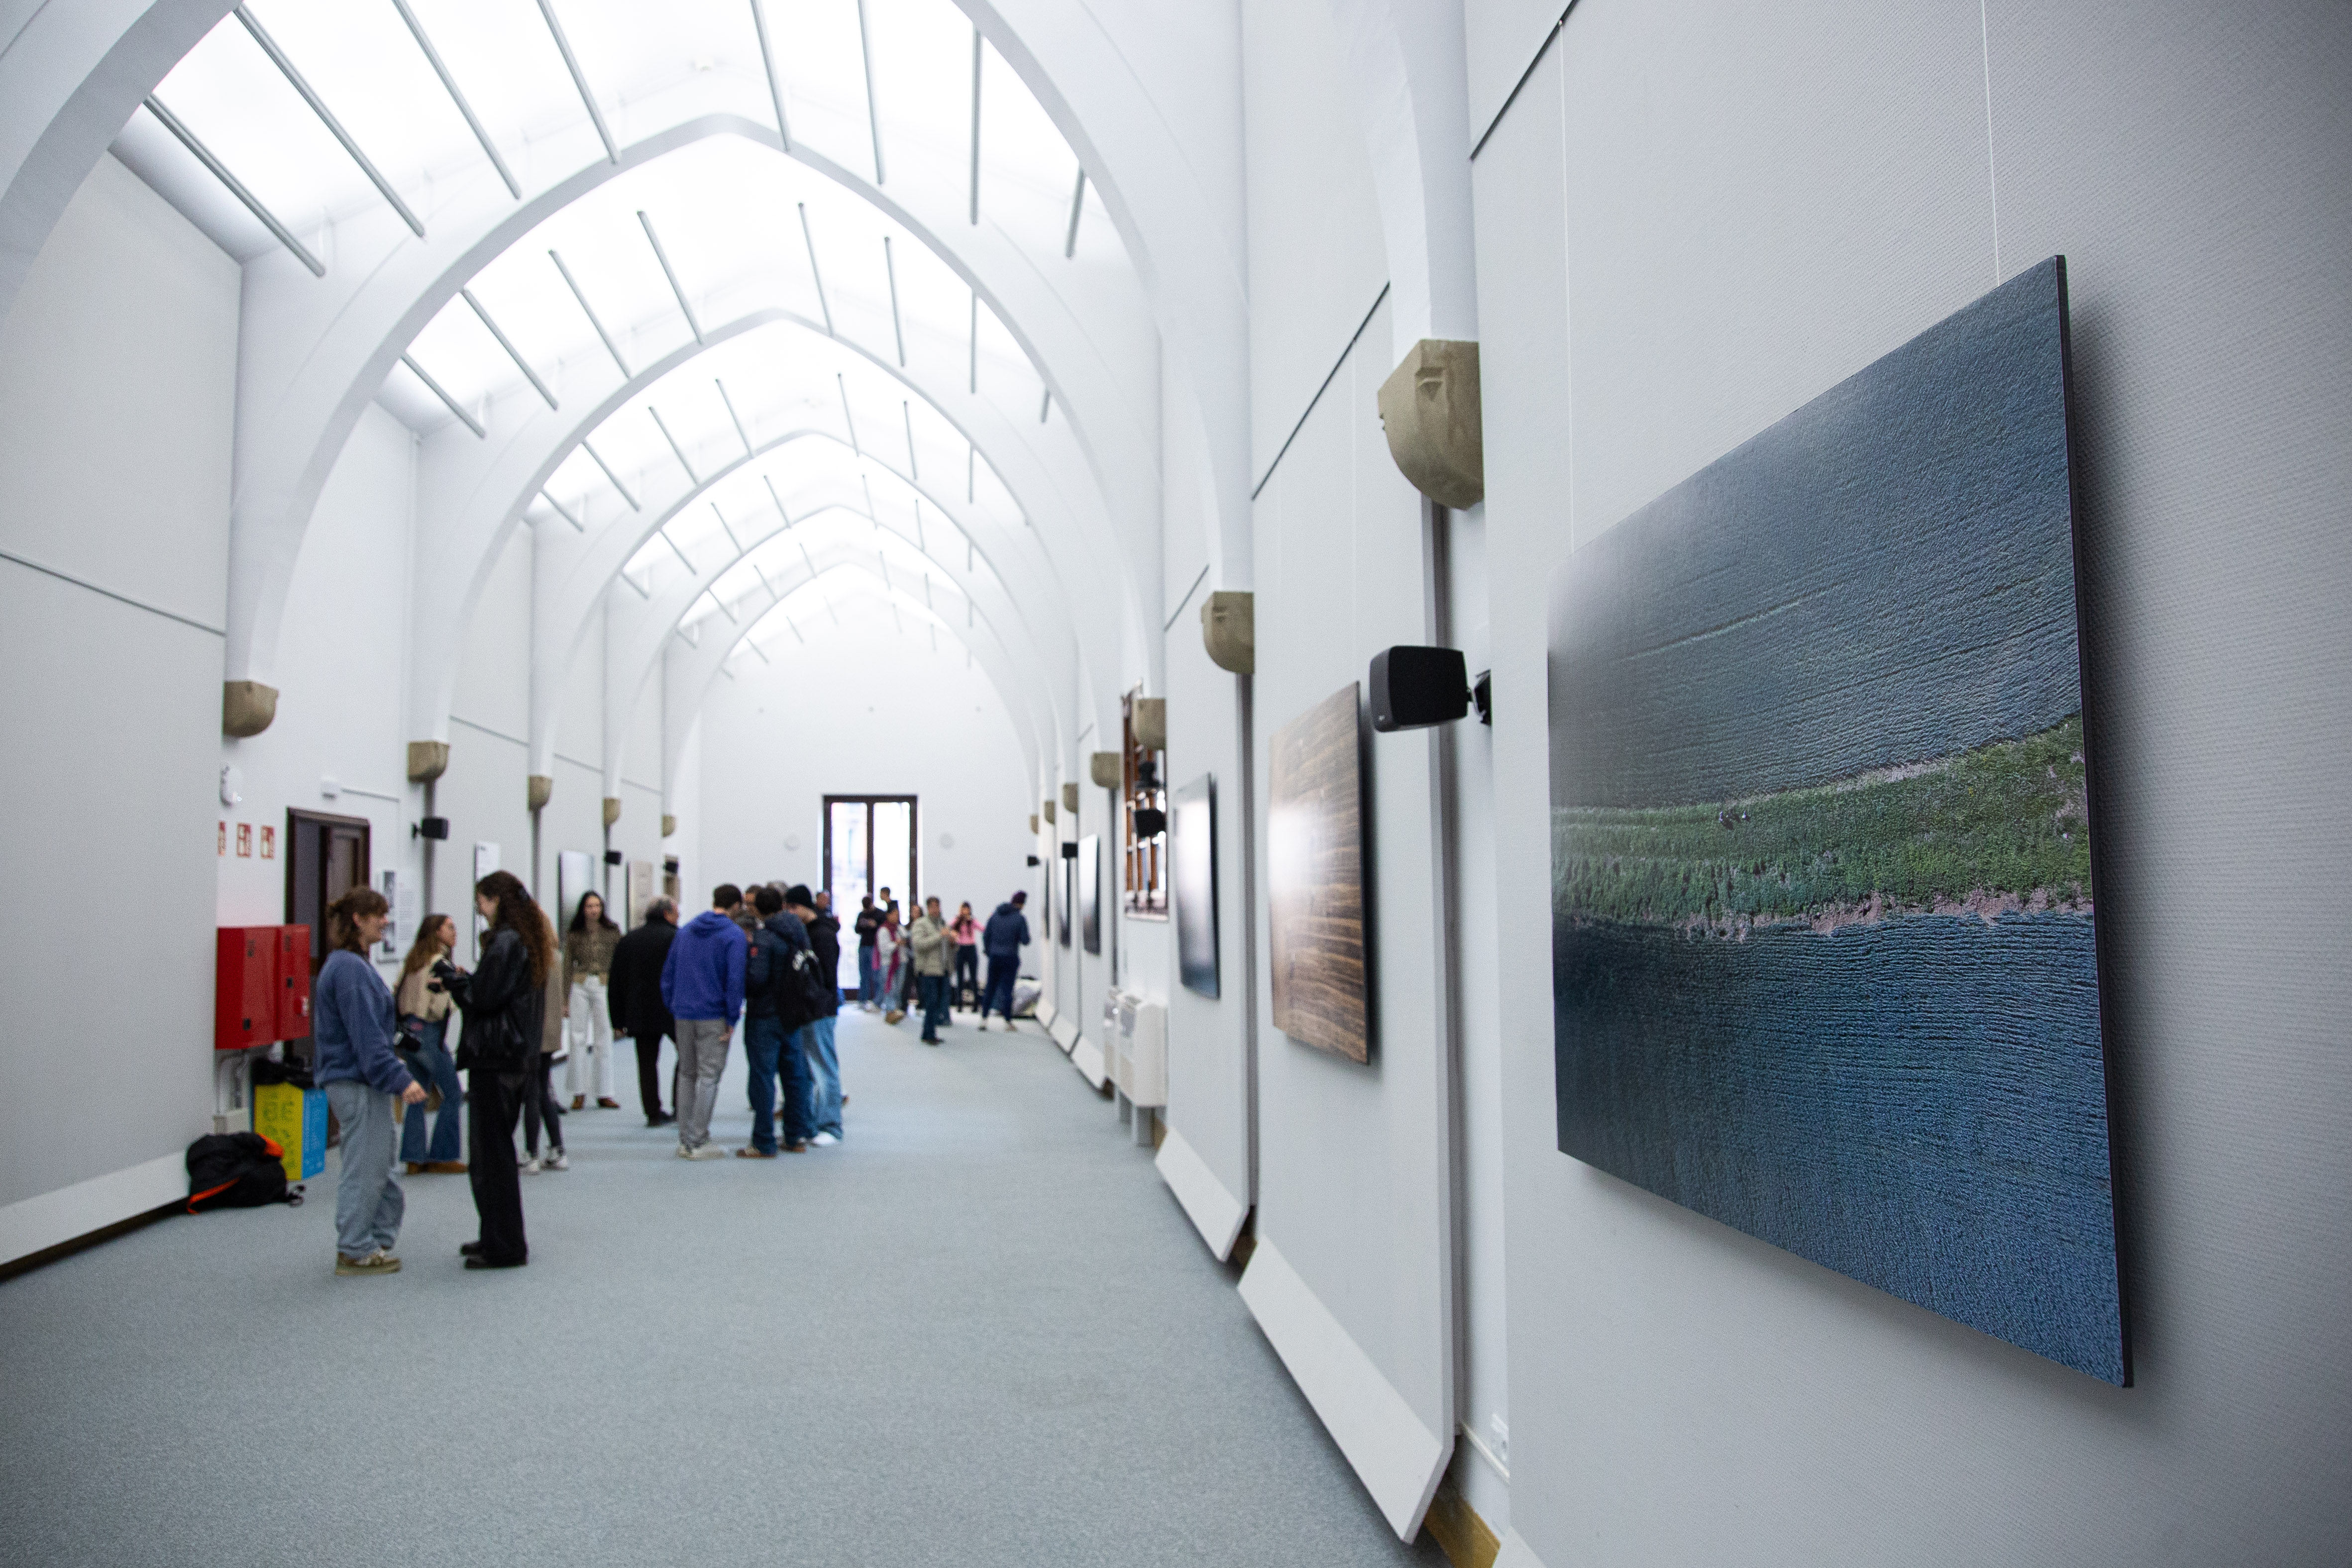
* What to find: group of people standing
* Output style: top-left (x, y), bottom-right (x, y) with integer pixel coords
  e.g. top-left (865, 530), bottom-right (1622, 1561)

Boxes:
top-left (305, 869), bottom-right (1024, 1278)
top-left (851, 888), bottom-right (1031, 1041)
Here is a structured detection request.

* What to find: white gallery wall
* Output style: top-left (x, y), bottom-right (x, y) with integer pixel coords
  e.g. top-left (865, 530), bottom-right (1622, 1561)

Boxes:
top-left (1471, 0), bottom-right (2352, 1561)
top-left (0, 153), bottom-right (232, 1246)
top-left (692, 626), bottom-right (1034, 926)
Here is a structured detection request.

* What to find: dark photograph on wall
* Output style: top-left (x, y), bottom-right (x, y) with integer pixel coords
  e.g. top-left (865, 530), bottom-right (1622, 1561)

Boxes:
top-left (1173, 774), bottom-right (1220, 997)
top-left (1057, 845), bottom-right (1070, 947)
top-left (1078, 834), bottom-right (1102, 955)
top-left (1270, 684), bottom-right (1371, 1062)
top-left (1547, 257), bottom-right (2125, 1384)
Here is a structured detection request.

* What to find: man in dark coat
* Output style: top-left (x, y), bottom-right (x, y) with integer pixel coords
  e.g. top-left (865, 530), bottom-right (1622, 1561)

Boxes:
top-left (979, 892), bottom-right (1030, 1031)
top-left (608, 898), bottom-right (679, 1126)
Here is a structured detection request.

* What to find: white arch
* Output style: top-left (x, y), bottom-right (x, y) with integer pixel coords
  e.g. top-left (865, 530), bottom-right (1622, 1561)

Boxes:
top-left (218, 105), bottom-right (1153, 730)
top-left (589, 439), bottom-right (1074, 796)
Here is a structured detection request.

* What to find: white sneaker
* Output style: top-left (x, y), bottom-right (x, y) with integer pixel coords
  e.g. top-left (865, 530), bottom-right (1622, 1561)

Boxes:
top-left (523, 1154), bottom-right (541, 1174)
top-left (543, 1149), bottom-right (569, 1171)
top-left (811, 1131), bottom-right (839, 1148)
top-left (674, 1145), bottom-right (694, 1159)
top-left (684, 1144), bottom-right (729, 1160)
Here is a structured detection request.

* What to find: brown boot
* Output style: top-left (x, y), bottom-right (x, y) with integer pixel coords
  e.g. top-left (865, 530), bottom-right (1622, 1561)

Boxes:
top-left (596, 1097), bottom-right (622, 1109)
top-left (425, 1160), bottom-right (468, 1174)
top-left (570, 1095), bottom-right (586, 1111)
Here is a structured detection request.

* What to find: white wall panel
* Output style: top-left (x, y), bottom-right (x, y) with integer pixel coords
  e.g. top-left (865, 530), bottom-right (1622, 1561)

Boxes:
top-left (1473, 0), bottom-right (2352, 1562)
top-left (0, 153), bottom-right (233, 628)
top-left (0, 151), bottom-right (231, 1240)
top-left (694, 628), bottom-right (1031, 925)
top-left (1245, 292), bottom-right (1454, 1536)
top-left (1241, 0), bottom-right (1389, 481)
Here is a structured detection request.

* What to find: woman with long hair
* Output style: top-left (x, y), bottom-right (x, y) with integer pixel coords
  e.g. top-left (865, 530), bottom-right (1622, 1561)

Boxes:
top-left (441, 869), bottom-right (550, 1269)
top-left (313, 886), bottom-right (427, 1276)
top-left (949, 901), bottom-right (980, 1011)
top-left (877, 906), bottom-right (908, 1026)
top-left (562, 891), bottom-right (623, 1112)
top-left (394, 913), bottom-right (466, 1174)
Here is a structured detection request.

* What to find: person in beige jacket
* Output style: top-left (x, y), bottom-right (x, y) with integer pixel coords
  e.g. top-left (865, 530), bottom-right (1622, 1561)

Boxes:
top-left (561, 892), bottom-right (623, 1110)
top-left (909, 897), bottom-right (955, 1045)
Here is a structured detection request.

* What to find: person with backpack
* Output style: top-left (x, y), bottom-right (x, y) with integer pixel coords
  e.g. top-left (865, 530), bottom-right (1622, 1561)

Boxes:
top-left (440, 870), bottom-right (549, 1269)
top-left (313, 886), bottom-right (426, 1277)
top-left (660, 885), bottom-right (748, 1160)
top-left (910, 896), bottom-right (954, 1045)
top-left (740, 885), bottom-right (819, 1157)
top-left (787, 885), bottom-right (846, 1147)
top-left (979, 892), bottom-right (1031, 1030)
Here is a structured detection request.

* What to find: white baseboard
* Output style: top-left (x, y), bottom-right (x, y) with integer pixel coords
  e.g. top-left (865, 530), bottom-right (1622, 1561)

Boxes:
top-left (1154, 1126), bottom-right (1249, 1259)
top-left (1495, 1528), bottom-right (1549, 1568)
top-left (1070, 1035), bottom-right (1107, 1089)
top-left (0, 1151), bottom-right (185, 1268)
top-left (1035, 999), bottom-right (1058, 1028)
top-left (1047, 1014), bottom-right (1077, 1052)
top-left (1238, 1236), bottom-right (1451, 1540)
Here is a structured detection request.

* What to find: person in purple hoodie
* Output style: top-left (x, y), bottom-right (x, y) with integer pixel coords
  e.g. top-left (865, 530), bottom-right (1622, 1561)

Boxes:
top-left (660, 884), bottom-right (748, 1159)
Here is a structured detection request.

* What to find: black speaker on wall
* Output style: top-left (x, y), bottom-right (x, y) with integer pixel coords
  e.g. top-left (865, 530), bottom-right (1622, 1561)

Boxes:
top-left (1369, 645), bottom-right (1470, 732)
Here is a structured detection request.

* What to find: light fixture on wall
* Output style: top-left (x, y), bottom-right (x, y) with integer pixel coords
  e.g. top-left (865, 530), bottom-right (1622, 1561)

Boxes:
top-left (414, 816), bottom-right (449, 840)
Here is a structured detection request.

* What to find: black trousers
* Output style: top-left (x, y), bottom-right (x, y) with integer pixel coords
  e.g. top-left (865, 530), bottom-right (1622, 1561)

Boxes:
top-left (520, 1055), bottom-right (564, 1154)
top-left (466, 1071), bottom-right (528, 1265)
top-left (953, 946), bottom-right (978, 1006)
top-left (633, 1031), bottom-right (670, 1118)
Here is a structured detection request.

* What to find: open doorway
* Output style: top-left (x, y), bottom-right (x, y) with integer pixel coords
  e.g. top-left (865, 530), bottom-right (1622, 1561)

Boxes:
top-left (284, 808), bottom-right (370, 1065)
top-left (824, 796), bottom-right (916, 993)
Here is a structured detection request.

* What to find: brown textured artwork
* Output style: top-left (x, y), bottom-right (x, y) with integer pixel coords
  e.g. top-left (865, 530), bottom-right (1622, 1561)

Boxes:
top-left (1269, 683), bottom-right (1370, 1062)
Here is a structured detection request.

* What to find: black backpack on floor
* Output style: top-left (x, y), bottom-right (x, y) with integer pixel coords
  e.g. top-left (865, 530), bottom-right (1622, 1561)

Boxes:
top-left (186, 1133), bottom-right (303, 1212)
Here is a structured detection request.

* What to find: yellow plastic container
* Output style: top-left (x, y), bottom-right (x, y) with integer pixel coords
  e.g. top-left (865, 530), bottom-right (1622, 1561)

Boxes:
top-left (252, 1083), bottom-right (327, 1182)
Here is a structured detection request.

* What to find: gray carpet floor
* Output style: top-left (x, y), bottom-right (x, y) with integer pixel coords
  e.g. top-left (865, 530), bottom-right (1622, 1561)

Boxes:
top-left (0, 1009), bottom-right (1443, 1567)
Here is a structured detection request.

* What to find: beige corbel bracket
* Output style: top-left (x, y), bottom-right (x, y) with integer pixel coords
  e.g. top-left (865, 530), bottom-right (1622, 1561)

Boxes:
top-left (222, 681), bottom-right (278, 738)
top-left (1202, 591), bottom-right (1254, 675)
top-left (527, 775), bottom-right (552, 812)
top-left (1377, 339), bottom-right (1484, 509)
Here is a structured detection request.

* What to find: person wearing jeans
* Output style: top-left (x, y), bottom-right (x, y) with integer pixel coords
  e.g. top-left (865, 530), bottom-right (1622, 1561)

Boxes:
top-left (740, 886), bottom-right (816, 1156)
top-left (949, 902), bottom-right (980, 1010)
top-left (979, 892), bottom-right (1031, 1031)
top-left (662, 884), bottom-right (748, 1158)
top-left (312, 887), bottom-right (425, 1276)
top-left (395, 913), bottom-right (465, 1173)
top-left (787, 886), bottom-right (845, 1146)
top-left (854, 896), bottom-right (881, 1010)
top-left (910, 896), bottom-right (953, 1045)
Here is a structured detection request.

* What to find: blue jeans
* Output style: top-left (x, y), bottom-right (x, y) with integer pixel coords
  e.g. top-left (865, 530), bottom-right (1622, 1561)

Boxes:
top-left (982, 955), bottom-right (1019, 1021)
top-left (802, 1015), bottom-right (842, 1136)
top-left (857, 946), bottom-right (878, 1005)
top-left (398, 1020), bottom-right (462, 1164)
top-left (744, 1014), bottom-right (814, 1153)
top-left (323, 1078), bottom-right (404, 1259)
top-left (917, 974), bottom-right (950, 1040)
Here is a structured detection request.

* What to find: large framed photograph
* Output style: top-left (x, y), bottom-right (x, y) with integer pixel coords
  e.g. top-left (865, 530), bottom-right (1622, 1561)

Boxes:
top-left (1078, 834), bottom-right (1102, 955)
top-left (1057, 844), bottom-right (1071, 947)
top-left (1173, 774), bottom-right (1218, 997)
top-left (1269, 684), bottom-right (1370, 1062)
top-left (1547, 258), bottom-right (2124, 1383)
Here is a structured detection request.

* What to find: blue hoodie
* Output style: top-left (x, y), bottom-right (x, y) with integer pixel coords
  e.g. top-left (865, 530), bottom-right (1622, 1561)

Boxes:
top-left (660, 909), bottom-right (747, 1024)
top-left (982, 902), bottom-right (1030, 960)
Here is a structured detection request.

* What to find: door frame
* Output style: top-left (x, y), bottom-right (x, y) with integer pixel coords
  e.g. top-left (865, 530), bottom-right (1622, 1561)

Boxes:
top-left (821, 794), bottom-right (920, 911)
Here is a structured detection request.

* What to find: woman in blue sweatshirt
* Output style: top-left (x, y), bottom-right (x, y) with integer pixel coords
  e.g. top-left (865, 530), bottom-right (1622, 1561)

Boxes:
top-left (312, 887), bottom-right (426, 1276)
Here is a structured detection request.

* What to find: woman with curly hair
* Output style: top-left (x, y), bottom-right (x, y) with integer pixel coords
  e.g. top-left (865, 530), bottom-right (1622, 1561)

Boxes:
top-left (313, 887), bottom-right (427, 1276)
top-left (439, 869), bottom-right (550, 1269)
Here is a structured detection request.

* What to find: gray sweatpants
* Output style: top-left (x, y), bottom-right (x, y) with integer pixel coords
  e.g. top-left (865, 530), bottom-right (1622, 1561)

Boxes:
top-left (675, 1017), bottom-right (733, 1150)
top-left (323, 1078), bottom-right (404, 1258)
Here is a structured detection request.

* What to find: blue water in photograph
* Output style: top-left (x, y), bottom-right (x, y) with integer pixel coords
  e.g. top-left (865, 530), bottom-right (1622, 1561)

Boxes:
top-left (1546, 258), bottom-right (2126, 1383)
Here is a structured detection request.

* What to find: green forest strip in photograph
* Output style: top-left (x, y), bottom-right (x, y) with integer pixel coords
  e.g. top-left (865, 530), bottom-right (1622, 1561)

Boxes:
top-left (1554, 716), bottom-right (2091, 933)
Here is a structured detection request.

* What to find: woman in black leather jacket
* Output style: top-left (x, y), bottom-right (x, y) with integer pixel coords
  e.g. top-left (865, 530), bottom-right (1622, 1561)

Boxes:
top-left (441, 869), bottom-right (550, 1269)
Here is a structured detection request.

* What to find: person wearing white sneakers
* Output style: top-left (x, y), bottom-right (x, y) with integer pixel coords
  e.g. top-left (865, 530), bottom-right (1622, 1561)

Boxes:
top-left (313, 886), bottom-right (427, 1276)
